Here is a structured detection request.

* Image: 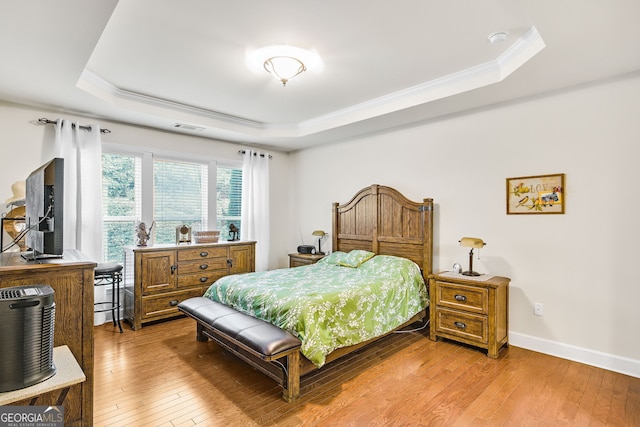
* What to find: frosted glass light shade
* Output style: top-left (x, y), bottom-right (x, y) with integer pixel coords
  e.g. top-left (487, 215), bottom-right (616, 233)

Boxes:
top-left (246, 45), bottom-right (323, 85)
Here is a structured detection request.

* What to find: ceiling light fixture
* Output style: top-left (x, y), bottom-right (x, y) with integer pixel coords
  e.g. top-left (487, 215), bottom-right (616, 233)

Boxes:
top-left (246, 45), bottom-right (323, 87)
top-left (264, 56), bottom-right (305, 87)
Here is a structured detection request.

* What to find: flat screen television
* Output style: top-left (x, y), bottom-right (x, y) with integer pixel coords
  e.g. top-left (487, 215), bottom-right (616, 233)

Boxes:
top-left (23, 158), bottom-right (64, 260)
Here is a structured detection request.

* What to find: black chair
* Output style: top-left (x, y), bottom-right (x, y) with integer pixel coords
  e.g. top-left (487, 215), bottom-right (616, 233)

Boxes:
top-left (94, 262), bottom-right (123, 333)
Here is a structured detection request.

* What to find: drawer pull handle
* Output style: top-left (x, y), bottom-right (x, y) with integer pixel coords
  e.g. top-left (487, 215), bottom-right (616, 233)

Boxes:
top-left (199, 264), bottom-right (208, 270)
top-left (199, 251), bottom-right (208, 257)
top-left (454, 294), bottom-right (467, 302)
top-left (199, 277), bottom-right (208, 283)
top-left (169, 300), bottom-right (179, 307)
top-left (170, 265), bottom-right (177, 274)
top-left (454, 321), bottom-right (467, 329)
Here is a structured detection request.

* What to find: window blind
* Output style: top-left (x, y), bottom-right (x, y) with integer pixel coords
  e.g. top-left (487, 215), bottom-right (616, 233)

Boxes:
top-left (153, 159), bottom-right (208, 244)
top-left (216, 166), bottom-right (242, 239)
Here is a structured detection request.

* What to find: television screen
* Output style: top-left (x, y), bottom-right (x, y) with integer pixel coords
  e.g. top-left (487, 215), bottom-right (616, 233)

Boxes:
top-left (24, 158), bottom-right (64, 259)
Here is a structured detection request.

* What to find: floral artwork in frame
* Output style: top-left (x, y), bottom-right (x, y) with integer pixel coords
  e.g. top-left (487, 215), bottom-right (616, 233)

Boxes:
top-left (506, 173), bottom-right (565, 214)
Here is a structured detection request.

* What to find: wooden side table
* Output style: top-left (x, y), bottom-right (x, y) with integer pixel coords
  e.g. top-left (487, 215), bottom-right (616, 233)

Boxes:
top-left (0, 346), bottom-right (85, 406)
top-left (428, 272), bottom-right (510, 358)
top-left (288, 253), bottom-right (325, 267)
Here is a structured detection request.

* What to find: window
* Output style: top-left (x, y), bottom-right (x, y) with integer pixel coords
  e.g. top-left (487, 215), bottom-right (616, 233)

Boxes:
top-left (101, 153), bottom-right (141, 264)
top-left (216, 166), bottom-right (242, 237)
top-left (153, 159), bottom-right (208, 244)
top-left (101, 150), bottom-right (242, 264)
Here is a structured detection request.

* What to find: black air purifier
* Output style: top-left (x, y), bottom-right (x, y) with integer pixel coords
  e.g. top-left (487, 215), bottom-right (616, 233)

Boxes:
top-left (0, 285), bottom-right (56, 392)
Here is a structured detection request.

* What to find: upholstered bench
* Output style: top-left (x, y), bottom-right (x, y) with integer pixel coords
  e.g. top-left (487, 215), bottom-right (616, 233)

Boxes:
top-left (178, 297), bottom-right (302, 401)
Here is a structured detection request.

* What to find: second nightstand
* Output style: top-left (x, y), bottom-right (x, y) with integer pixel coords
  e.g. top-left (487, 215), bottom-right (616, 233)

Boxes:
top-left (428, 272), bottom-right (510, 358)
top-left (288, 253), bottom-right (325, 267)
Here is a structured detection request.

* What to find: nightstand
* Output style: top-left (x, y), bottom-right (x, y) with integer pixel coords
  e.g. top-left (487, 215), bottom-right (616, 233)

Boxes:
top-left (428, 272), bottom-right (510, 358)
top-left (288, 253), bottom-right (325, 267)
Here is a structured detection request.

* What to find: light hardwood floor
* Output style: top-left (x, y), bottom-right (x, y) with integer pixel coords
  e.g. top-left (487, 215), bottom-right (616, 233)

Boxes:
top-left (94, 317), bottom-right (640, 426)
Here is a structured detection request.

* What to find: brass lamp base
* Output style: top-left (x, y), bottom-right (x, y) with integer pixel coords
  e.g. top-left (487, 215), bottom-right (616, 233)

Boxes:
top-left (462, 271), bottom-right (481, 277)
top-left (463, 248), bottom-right (482, 277)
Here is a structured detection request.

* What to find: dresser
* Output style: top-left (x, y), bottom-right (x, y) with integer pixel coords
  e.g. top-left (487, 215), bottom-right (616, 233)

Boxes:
top-left (0, 250), bottom-right (96, 426)
top-left (124, 241), bottom-right (255, 330)
top-left (428, 272), bottom-right (510, 358)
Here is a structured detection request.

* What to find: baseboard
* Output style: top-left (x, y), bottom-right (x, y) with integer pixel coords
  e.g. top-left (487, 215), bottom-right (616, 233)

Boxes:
top-left (509, 331), bottom-right (640, 379)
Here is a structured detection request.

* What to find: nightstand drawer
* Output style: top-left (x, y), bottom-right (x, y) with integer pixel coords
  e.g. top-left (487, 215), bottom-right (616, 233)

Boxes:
top-left (435, 308), bottom-right (487, 344)
top-left (435, 281), bottom-right (488, 314)
top-left (288, 253), bottom-right (325, 267)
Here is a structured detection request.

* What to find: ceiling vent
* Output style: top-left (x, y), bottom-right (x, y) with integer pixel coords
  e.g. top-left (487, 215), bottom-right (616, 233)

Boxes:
top-left (173, 123), bottom-right (205, 131)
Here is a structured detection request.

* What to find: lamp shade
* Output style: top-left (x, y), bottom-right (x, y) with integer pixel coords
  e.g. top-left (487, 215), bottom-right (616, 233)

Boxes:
top-left (312, 230), bottom-right (327, 237)
top-left (459, 237), bottom-right (485, 249)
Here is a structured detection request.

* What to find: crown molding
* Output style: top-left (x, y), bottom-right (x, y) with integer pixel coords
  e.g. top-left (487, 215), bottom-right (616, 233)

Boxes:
top-left (77, 27), bottom-right (544, 139)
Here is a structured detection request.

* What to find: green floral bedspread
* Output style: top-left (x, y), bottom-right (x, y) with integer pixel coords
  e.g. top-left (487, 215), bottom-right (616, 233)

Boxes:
top-left (202, 251), bottom-right (428, 367)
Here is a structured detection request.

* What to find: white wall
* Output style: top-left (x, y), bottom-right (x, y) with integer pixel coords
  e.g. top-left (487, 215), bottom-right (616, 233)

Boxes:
top-left (290, 74), bottom-right (640, 376)
top-left (2, 73), bottom-right (638, 377)
top-left (0, 101), bottom-right (294, 269)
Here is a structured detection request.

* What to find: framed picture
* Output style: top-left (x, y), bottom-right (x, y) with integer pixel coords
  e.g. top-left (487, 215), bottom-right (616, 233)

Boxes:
top-left (506, 173), bottom-right (565, 214)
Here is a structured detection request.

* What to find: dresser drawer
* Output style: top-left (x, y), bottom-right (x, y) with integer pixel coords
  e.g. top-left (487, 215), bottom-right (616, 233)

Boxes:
top-left (178, 247), bottom-right (227, 261)
top-left (178, 258), bottom-right (228, 274)
top-left (141, 288), bottom-right (204, 320)
top-left (435, 308), bottom-right (487, 344)
top-left (435, 281), bottom-right (488, 314)
top-left (177, 271), bottom-right (227, 288)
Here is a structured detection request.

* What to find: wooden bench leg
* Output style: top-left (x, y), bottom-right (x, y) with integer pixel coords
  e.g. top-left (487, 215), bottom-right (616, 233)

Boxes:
top-left (282, 351), bottom-right (300, 402)
top-left (196, 323), bottom-right (208, 342)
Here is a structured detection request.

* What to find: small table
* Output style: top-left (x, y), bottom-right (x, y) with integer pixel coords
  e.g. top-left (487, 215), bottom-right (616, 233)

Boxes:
top-left (428, 272), bottom-right (510, 358)
top-left (288, 252), bottom-right (325, 267)
top-left (0, 345), bottom-right (86, 406)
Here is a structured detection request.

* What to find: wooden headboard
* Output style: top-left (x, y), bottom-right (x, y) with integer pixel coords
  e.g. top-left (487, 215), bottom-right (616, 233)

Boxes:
top-left (332, 184), bottom-right (434, 279)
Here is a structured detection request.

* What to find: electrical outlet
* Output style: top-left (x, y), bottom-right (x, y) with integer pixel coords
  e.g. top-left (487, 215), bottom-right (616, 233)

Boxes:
top-left (534, 302), bottom-right (544, 316)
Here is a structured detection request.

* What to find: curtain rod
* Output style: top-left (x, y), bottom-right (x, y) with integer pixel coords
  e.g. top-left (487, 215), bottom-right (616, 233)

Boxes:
top-left (37, 118), bottom-right (111, 134)
top-left (238, 150), bottom-right (272, 159)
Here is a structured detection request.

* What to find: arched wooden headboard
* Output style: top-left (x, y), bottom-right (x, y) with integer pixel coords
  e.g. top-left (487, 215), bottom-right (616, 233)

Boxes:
top-left (332, 184), bottom-right (434, 280)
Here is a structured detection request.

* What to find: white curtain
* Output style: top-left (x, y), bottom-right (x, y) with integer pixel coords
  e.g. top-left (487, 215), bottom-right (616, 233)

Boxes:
top-left (241, 150), bottom-right (270, 271)
top-left (54, 120), bottom-right (105, 323)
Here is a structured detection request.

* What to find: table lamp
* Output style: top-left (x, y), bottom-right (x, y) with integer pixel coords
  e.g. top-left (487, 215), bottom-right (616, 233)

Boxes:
top-left (312, 230), bottom-right (327, 255)
top-left (459, 237), bottom-right (486, 276)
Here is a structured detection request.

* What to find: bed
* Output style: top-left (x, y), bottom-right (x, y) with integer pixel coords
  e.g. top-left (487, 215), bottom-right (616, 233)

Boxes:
top-left (179, 184), bottom-right (434, 401)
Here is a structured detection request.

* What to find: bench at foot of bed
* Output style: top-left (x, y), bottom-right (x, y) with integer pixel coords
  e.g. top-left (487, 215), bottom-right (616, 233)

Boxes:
top-left (178, 297), bottom-right (302, 402)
